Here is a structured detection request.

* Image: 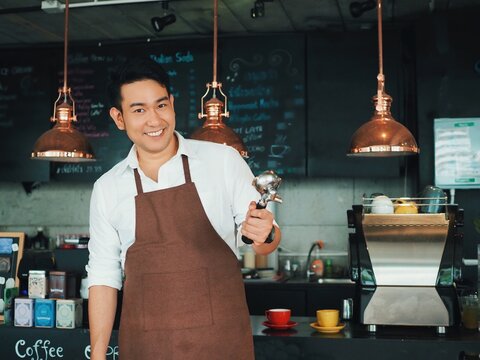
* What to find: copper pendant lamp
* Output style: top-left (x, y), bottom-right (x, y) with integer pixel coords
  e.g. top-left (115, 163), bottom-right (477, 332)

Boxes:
top-left (31, 0), bottom-right (95, 162)
top-left (347, 0), bottom-right (419, 157)
top-left (191, 0), bottom-right (248, 158)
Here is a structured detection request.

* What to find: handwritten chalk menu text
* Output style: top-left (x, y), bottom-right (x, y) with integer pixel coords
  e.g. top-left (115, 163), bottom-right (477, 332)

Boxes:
top-left (219, 35), bottom-right (306, 176)
top-left (143, 40), bottom-right (211, 136)
top-left (0, 48), bottom-right (54, 181)
top-left (51, 48), bottom-right (132, 181)
top-left (1, 35), bottom-right (306, 181)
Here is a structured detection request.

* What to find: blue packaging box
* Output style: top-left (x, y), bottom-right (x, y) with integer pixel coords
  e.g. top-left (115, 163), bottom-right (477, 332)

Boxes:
top-left (34, 299), bottom-right (56, 328)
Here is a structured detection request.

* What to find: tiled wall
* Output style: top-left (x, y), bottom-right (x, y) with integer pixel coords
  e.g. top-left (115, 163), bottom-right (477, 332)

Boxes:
top-left (274, 176), bottom-right (412, 275)
top-left (0, 182), bottom-right (92, 238)
top-left (0, 176), bottom-right (411, 274)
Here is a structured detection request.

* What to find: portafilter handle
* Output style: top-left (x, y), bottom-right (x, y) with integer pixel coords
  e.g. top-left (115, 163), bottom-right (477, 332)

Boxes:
top-left (242, 170), bottom-right (282, 245)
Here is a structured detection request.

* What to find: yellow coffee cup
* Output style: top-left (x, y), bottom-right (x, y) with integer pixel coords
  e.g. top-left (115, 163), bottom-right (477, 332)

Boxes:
top-left (394, 198), bottom-right (418, 214)
top-left (316, 309), bottom-right (339, 327)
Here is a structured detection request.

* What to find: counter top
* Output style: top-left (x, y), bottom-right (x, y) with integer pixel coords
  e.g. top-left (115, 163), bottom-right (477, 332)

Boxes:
top-left (244, 278), bottom-right (355, 285)
top-left (2, 316), bottom-right (480, 360)
top-left (252, 316), bottom-right (480, 360)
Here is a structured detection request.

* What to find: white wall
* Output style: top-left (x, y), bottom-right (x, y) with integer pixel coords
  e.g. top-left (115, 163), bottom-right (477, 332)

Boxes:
top-left (0, 176), bottom-right (411, 274)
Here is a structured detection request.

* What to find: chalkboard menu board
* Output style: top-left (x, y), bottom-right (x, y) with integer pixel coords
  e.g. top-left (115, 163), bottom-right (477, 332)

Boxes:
top-left (0, 48), bottom-right (55, 182)
top-left (219, 34), bottom-right (306, 176)
top-left (2, 35), bottom-right (306, 182)
top-left (307, 31), bottom-right (404, 177)
top-left (51, 35), bottom-right (305, 181)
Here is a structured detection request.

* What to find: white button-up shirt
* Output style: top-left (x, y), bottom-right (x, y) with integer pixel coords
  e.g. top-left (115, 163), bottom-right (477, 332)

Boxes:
top-left (86, 132), bottom-right (259, 290)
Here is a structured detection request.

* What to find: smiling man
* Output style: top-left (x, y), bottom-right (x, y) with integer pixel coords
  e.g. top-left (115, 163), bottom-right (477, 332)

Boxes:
top-left (86, 58), bottom-right (281, 360)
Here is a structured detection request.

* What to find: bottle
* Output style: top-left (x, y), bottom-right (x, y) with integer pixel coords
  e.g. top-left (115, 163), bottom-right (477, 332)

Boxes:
top-left (31, 227), bottom-right (49, 250)
top-left (310, 245), bottom-right (324, 277)
top-left (243, 247), bottom-right (255, 269)
top-left (324, 258), bottom-right (333, 278)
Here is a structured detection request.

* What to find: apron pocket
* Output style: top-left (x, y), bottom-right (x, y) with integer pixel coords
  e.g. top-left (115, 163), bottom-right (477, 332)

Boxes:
top-left (142, 268), bottom-right (214, 331)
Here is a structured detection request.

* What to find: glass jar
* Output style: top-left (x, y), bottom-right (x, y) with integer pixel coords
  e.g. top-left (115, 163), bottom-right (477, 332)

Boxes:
top-left (461, 293), bottom-right (479, 330)
top-left (28, 270), bottom-right (48, 299)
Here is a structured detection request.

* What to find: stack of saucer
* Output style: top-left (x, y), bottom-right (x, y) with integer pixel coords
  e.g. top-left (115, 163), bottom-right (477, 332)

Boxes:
top-left (257, 268), bottom-right (275, 279)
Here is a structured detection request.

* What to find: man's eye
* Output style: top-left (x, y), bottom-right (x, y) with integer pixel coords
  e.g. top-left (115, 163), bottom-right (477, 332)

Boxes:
top-left (158, 103), bottom-right (167, 108)
top-left (133, 108), bottom-right (145, 113)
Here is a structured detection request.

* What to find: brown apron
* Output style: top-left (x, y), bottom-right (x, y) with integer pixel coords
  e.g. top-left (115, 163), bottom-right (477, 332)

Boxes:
top-left (119, 155), bottom-right (254, 360)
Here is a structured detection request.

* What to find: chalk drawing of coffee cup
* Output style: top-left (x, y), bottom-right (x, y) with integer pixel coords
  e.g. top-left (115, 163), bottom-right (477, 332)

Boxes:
top-left (269, 144), bottom-right (291, 158)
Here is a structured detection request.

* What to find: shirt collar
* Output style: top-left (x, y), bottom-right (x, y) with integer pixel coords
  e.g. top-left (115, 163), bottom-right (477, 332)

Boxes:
top-left (115, 131), bottom-right (196, 175)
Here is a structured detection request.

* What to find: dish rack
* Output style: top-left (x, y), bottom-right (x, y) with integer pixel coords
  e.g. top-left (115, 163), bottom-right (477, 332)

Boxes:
top-left (361, 195), bottom-right (449, 214)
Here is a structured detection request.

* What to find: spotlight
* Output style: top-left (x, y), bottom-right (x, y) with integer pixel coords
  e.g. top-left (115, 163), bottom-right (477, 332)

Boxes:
top-left (251, 0), bottom-right (265, 18)
top-left (349, 0), bottom-right (376, 18)
top-left (151, 13), bottom-right (176, 32)
top-left (151, 1), bottom-right (176, 32)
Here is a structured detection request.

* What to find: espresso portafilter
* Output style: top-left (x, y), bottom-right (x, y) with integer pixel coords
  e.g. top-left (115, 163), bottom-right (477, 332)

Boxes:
top-left (242, 170), bottom-right (282, 244)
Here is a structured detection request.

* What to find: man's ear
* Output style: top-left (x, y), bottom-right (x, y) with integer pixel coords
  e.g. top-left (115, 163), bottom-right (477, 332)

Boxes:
top-left (170, 94), bottom-right (175, 111)
top-left (110, 107), bottom-right (125, 130)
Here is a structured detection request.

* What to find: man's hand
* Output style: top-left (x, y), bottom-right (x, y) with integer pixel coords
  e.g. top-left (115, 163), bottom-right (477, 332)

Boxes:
top-left (241, 201), bottom-right (274, 245)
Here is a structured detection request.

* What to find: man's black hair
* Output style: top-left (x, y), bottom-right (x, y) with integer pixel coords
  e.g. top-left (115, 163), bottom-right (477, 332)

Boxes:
top-left (107, 57), bottom-right (171, 111)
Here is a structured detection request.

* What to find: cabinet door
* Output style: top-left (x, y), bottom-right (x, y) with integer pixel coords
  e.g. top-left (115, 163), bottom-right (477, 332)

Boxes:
top-left (244, 285), bottom-right (306, 316)
top-left (307, 31), bottom-right (409, 177)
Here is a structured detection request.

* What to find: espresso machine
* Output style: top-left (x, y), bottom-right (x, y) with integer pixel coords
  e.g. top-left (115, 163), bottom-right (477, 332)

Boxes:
top-left (347, 198), bottom-right (463, 333)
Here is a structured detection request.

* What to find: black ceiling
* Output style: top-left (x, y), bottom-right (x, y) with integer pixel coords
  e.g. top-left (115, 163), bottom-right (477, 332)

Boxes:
top-left (0, 0), bottom-right (479, 46)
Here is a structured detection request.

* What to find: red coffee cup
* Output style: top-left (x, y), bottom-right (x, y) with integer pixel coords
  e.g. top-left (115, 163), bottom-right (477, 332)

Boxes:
top-left (265, 308), bottom-right (291, 325)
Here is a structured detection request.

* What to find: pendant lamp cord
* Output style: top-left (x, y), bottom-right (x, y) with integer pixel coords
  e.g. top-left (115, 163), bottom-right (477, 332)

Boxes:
top-left (63, 0), bottom-right (69, 93)
top-left (213, 0), bottom-right (218, 84)
top-left (376, 0), bottom-right (385, 111)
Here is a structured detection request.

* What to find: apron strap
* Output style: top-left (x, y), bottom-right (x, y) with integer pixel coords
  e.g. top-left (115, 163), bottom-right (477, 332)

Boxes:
top-left (133, 168), bottom-right (144, 195)
top-left (134, 156), bottom-right (190, 194)
top-left (181, 155), bottom-right (192, 183)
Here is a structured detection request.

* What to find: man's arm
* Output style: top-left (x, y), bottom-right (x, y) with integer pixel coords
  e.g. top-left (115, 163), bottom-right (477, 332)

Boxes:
top-left (89, 285), bottom-right (118, 360)
top-left (252, 224), bottom-right (281, 255)
top-left (87, 181), bottom-right (123, 360)
top-left (241, 200), bottom-right (281, 255)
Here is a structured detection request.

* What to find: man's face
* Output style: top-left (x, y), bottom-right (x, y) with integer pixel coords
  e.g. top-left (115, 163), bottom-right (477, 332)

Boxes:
top-left (110, 79), bottom-right (177, 162)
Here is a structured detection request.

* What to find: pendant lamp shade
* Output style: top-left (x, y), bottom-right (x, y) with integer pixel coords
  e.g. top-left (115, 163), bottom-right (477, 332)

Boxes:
top-left (191, 97), bottom-right (248, 157)
top-left (191, 0), bottom-right (248, 158)
top-left (348, 94), bottom-right (419, 156)
top-left (347, 0), bottom-right (419, 157)
top-left (31, 0), bottom-right (95, 162)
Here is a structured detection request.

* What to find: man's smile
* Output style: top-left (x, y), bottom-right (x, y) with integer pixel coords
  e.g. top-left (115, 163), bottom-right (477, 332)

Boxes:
top-left (145, 129), bottom-right (164, 137)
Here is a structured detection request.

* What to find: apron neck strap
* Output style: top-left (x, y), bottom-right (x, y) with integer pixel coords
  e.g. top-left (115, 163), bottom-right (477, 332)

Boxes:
top-left (181, 154), bottom-right (192, 183)
top-left (133, 155), bottom-right (192, 195)
top-left (133, 168), bottom-right (144, 195)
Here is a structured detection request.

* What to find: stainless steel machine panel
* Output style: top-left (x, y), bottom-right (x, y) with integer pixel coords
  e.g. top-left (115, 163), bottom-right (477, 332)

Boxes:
top-left (363, 286), bottom-right (449, 326)
top-left (362, 213), bottom-right (449, 286)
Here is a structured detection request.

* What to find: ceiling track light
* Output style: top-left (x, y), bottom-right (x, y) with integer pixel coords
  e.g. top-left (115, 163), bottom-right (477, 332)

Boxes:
top-left (349, 0), bottom-right (376, 18)
top-left (251, 0), bottom-right (273, 19)
top-left (151, 1), bottom-right (176, 32)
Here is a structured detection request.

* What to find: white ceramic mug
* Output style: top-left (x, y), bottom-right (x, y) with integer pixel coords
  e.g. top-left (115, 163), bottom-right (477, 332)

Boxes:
top-left (371, 195), bottom-right (394, 214)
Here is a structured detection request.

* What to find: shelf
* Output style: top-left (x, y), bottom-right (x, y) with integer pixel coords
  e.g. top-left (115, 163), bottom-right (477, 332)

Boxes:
top-left (278, 251), bottom-right (348, 257)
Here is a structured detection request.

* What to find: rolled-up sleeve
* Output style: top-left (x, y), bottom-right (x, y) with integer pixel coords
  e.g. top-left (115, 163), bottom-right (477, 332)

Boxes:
top-left (86, 181), bottom-right (123, 290)
top-left (224, 147), bottom-right (280, 247)
top-left (222, 147), bottom-right (259, 247)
